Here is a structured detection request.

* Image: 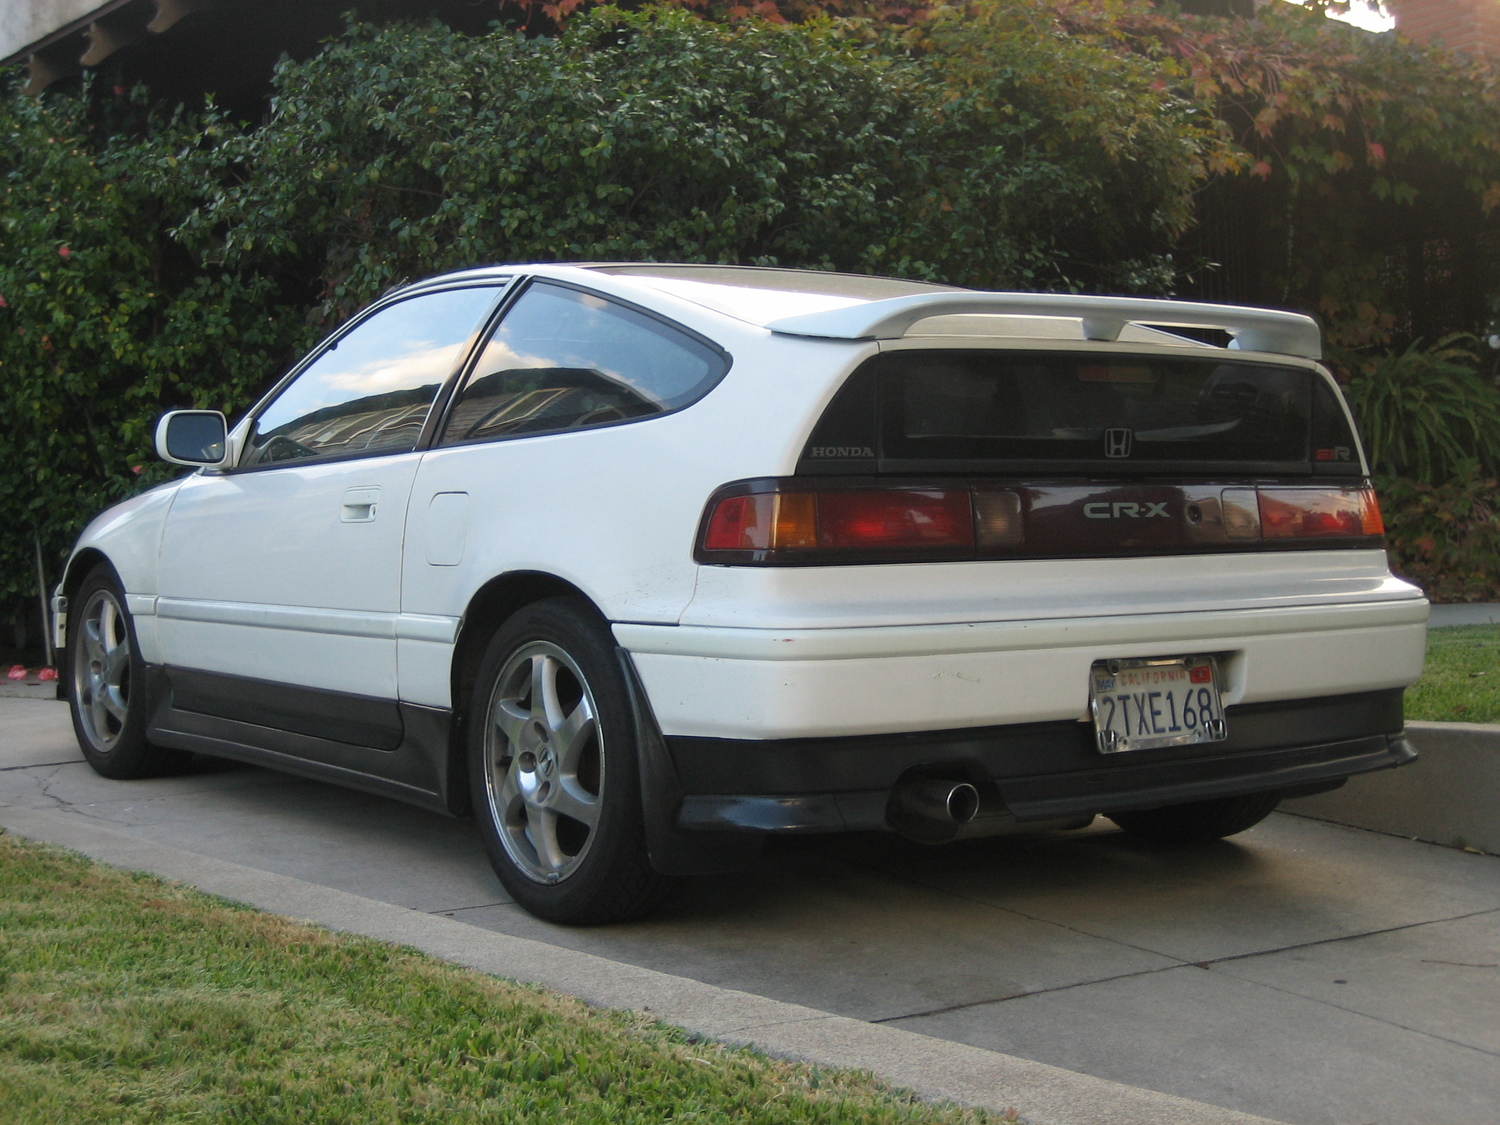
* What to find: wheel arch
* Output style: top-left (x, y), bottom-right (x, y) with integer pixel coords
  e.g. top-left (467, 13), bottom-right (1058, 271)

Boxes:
top-left (55, 548), bottom-right (113, 657)
top-left (447, 568), bottom-right (758, 882)
top-left (60, 547), bottom-right (112, 600)
top-left (444, 570), bottom-right (603, 813)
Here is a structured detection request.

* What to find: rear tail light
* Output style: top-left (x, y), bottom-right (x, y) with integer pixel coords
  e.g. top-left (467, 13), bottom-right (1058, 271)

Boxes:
top-left (1258, 487), bottom-right (1384, 539)
top-left (696, 480), bottom-right (1385, 565)
top-left (703, 487), bottom-right (973, 558)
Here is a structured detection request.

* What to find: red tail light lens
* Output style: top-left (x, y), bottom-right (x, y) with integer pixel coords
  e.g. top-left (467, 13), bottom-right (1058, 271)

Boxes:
top-left (818, 490), bottom-right (973, 549)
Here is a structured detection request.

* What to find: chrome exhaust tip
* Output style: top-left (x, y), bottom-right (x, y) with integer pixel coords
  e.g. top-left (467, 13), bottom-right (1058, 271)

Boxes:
top-left (887, 778), bottom-right (981, 844)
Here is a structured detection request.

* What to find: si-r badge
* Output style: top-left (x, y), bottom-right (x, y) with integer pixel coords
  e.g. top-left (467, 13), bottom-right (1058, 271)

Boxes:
top-left (1104, 428), bottom-right (1133, 458)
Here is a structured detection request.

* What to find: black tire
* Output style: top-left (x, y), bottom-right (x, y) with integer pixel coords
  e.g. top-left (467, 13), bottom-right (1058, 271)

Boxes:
top-left (1109, 791), bottom-right (1282, 844)
top-left (67, 564), bottom-right (184, 779)
top-left (467, 597), bottom-right (675, 924)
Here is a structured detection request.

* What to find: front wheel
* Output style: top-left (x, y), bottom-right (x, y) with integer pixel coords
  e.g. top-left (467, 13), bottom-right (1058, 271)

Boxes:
top-left (68, 564), bottom-right (183, 779)
top-left (468, 598), bottom-right (674, 924)
top-left (1108, 791), bottom-right (1282, 844)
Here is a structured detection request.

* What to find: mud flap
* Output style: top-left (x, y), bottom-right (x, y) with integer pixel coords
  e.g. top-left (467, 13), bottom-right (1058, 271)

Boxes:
top-left (615, 648), bottom-right (763, 876)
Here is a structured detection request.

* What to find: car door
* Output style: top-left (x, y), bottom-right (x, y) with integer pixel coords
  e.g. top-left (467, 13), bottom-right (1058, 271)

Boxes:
top-left (155, 284), bottom-right (504, 746)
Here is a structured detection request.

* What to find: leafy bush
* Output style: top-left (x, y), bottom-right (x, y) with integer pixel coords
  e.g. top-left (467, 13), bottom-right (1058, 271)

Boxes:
top-left (894, 0), bottom-right (1500, 347)
top-left (900, 0), bottom-right (1232, 294)
top-left (6, 7), bottom-right (1198, 607)
top-left (0, 87), bottom-right (308, 609)
top-left (3, 1), bottom-right (1496, 621)
top-left (1378, 469), bottom-right (1500, 603)
top-left (1342, 335), bottom-right (1500, 483)
top-left (186, 6), bottom-right (1218, 311)
top-left (187, 10), bottom-right (950, 315)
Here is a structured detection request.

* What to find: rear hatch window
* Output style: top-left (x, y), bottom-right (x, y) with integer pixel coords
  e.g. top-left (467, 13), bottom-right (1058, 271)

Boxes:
top-left (800, 350), bottom-right (1360, 478)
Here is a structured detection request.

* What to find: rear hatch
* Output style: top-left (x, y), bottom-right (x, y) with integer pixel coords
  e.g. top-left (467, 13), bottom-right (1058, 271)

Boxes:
top-left (696, 345), bottom-right (1382, 566)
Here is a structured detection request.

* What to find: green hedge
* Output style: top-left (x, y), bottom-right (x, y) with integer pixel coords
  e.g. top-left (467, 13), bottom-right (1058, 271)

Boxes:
top-left (2, 4), bottom-right (1496, 629)
top-left (0, 92), bottom-right (306, 629)
top-left (2, 7), bottom-right (1216, 612)
top-left (1378, 472), bottom-right (1500, 603)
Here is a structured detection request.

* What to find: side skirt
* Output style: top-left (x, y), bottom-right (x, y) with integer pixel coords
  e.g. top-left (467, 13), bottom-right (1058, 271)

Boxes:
top-left (142, 664), bottom-right (464, 816)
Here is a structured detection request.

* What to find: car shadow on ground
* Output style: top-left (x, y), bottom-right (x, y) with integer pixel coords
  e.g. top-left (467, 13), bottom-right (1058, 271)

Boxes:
top-left (652, 824), bottom-right (1268, 926)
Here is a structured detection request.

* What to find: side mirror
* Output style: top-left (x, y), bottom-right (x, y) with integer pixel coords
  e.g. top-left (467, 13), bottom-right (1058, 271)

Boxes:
top-left (155, 410), bottom-right (230, 468)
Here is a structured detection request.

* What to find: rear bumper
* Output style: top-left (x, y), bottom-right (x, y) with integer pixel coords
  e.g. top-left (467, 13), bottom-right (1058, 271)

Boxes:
top-left (616, 597), bottom-right (1428, 740)
top-left (667, 689), bottom-right (1415, 832)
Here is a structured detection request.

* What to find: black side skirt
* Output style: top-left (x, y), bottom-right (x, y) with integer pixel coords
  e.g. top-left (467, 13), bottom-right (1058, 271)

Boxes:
top-left (142, 665), bottom-right (463, 816)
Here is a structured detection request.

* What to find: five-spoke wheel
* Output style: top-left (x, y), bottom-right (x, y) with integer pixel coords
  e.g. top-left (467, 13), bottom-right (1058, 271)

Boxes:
top-left (73, 583), bottom-right (134, 753)
top-left (468, 598), bottom-right (673, 923)
top-left (67, 565), bottom-right (182, 779)
top-left (484, 640), bottom-right (605, 885)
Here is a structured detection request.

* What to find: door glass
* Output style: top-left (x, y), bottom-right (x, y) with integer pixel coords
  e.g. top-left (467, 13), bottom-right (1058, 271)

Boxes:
top-left (244, 287), bottom-right (500, 467)
top-left (439, 282), bottom-right (727, 445)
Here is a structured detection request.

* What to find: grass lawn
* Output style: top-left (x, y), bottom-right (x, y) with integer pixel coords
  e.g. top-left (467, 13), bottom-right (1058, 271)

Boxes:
top-left (1406, 625), bottom-right (1500, 724)
top-left (0, 832), bottom-right (1007, 1125)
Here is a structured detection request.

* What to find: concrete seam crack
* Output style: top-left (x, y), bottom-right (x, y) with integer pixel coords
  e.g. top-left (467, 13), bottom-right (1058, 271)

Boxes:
top-left (714, 1014), bottom-right (837, 1036)
top-left (838, 852), bottom-right (1195, 967)
top-left (871, 962), bottom-right (1189, 1023)
top-left (1205, 965), bottom-right (1500, 1061)
top-left (428, 902), bottom-right (513, 916)
top-left (0, 760), bottom-right (81, 772)
top-left (873, 906), bottom-right (1500, 1026)
top-left (34, 764), bottom-right (108, 822)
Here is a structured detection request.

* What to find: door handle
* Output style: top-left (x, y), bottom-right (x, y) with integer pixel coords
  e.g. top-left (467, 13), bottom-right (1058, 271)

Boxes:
top-left (341, 487), bottom-right (380, 523)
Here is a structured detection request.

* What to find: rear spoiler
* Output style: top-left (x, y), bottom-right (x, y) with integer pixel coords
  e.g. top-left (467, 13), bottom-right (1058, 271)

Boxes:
top-left (765, 293), bottom-right (1322, 361)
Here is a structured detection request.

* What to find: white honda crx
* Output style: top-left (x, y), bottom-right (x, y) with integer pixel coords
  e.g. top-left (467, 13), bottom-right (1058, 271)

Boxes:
top-left (56, 264), bottom-right (1428, 922)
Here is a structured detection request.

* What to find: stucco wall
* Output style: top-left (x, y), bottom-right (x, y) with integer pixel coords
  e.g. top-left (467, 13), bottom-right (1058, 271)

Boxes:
top-left (1, 0), bottom-right (112, 65)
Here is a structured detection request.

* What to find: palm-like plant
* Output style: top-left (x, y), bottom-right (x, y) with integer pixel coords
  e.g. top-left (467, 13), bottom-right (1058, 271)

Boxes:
top-left (1343, 335), bottom-right (1500, 484)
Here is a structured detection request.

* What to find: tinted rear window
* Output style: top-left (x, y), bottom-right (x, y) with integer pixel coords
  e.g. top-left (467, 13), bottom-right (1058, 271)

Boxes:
top-left (801, 350), bottom-right (1360, 476)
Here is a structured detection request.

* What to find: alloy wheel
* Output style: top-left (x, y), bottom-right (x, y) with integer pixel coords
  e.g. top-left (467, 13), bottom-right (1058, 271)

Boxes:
top-left (482, 640), bottom-right (605, 884)
top-left (73, 588), bottom-right (132, 752)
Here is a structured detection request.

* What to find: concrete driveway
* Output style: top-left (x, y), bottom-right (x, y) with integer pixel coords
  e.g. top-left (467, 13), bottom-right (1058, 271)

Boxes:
top-left (3, 695), bottom-right (1497, 1125)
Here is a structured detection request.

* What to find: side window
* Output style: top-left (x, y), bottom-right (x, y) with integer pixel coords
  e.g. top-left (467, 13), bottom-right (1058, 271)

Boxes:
top-left (439, 282), bottom-right (728, 446)
top-left (243, 287), bottom-right (501, 467)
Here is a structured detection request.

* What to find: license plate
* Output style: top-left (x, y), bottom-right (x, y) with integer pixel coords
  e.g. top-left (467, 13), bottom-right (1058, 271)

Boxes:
top-left (1089, 656), bottom-right (1226, 754)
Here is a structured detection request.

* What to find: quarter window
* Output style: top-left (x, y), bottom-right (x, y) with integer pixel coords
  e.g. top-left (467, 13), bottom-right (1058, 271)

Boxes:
top-left (243, 287), bottom-right (501, 467)
top-left (440, 282), bottom-right (727, 445)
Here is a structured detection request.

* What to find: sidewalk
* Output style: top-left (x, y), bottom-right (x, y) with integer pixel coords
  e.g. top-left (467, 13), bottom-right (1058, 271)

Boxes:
top-left (1428, 603), bottom-right (1500, 627)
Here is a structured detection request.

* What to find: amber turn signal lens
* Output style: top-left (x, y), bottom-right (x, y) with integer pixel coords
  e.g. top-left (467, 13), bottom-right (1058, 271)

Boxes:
top-left (1359, 489), bottom-right (1385, 536)
top-left (774, 493), bottom-right (819, 548)
top-left (702, 493), bottom-right (817, 550)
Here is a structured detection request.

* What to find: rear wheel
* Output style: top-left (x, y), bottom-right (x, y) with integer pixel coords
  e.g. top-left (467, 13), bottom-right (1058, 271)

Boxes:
top-left (1109, 791), bottom-right (1282, 844)
top-left (68, 565), bottom-right (183, 779)
top-left (468, 598), bottom-right (674, 924)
